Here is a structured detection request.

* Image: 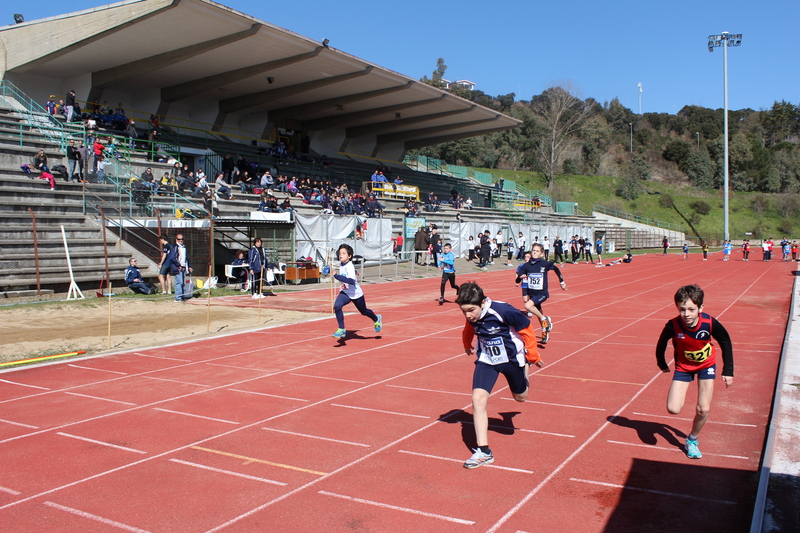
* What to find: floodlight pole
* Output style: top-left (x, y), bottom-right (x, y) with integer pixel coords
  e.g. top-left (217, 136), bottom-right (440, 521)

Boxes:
top-left (708, 31), bottom-right (742, 241)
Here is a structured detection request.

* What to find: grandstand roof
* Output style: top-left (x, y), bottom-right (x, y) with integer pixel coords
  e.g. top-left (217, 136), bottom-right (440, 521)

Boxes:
top-left (0, 0), bottom-right (520, 160)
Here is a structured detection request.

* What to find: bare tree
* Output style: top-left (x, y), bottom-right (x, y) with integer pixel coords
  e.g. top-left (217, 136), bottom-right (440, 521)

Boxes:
top-left (531, 82), bottom-right (594, 188)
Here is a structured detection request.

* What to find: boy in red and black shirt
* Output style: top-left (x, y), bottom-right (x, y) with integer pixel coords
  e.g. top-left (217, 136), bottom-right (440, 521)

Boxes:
top-left (656, 284), bottom-right (734, 459)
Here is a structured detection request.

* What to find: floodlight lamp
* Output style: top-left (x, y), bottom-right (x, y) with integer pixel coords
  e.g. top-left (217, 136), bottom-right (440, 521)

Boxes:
top-left (13, 14), bottom-right (24, 24)
top-left (267, 77), bottom-right (274, 84)
top-left (322, 38), bottom-right (330, 47)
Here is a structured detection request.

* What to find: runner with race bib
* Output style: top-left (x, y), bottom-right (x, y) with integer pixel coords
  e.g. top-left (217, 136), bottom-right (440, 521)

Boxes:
top-left (515, 243), bottom-right (566, 344)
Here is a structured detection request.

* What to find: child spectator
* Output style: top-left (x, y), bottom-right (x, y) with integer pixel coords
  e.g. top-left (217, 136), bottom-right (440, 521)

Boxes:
top-left (682, 243), bottom-right (690, 260)
top-left (656, 284), bottom-right (733, 459)
top-left (723, 240), bottom-right (732, 261)
top-left (456, 282), bottom-right (542, 468)
top-left (702, 243), bottom-right (709, 261)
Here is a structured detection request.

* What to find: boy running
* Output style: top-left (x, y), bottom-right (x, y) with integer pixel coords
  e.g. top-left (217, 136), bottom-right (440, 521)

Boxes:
top-left (332, 244), bottom-right (382, 338)
top-left (682, 243), bottom-right (690, 260)
top-left (457, 282), bottom-right (543, 468)
top-left (656, 284), bottom-right (734, 459)
top-left (437, 243), bottom-right (460, 304)
top-left (515, 243), bottom-right (567, 344)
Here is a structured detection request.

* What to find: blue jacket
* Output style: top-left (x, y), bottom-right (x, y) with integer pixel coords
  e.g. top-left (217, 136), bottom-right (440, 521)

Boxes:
top-left (125, 265), bottom-right (142, 284)
top-left (167, 244), bottom-right (192, 275)
top-left (248, 246), bottom-right (265, 273)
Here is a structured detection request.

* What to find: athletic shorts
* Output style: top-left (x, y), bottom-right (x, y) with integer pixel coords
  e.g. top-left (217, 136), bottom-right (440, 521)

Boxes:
top-left (673, 364), bottom-right (717, 382)
top-left (159, 263), bottom-right (171, 276)
top-left (472, 360), bottom-right (528, 394)
top-left (523, 290), bottom-right (548, 305)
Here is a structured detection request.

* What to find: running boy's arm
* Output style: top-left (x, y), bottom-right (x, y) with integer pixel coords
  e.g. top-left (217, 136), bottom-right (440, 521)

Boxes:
top-left (655, 321), bottom-right (675, 372)
top-left (550, 264), bottom-right (567, 289)
top-left (711, 318), bottom-right (734, 383)
top-left (462, 322), bottom-right (475, 356)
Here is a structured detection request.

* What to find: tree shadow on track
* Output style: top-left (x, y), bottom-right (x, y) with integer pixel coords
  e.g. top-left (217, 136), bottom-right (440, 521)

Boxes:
top-left (608, 415), bottom-right (686, 450)
top-left (438, 408), bottom-right (522, 451)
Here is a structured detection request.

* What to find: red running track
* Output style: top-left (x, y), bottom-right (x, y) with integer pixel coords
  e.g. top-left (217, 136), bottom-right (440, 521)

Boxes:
top-left (0, 252), bottom-right (793, 532)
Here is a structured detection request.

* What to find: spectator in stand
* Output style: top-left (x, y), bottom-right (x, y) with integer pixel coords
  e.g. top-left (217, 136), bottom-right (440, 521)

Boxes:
top-left (96, 155), bottom-right (107, 184)
top-left (260, 171), bottom-right (274, 190)
top-left (33, 150), bottom-right (50, 174)
top-left (45, 96), bottom-right (56, 115)
top-left (77, 141), bottom-right (89, 182)
top-left (190, 172), bottom-right (208, 197)
top-left (203, 190), bottom-right (220, 218)
top-left (235, 155), bottom-right (249, 181)
top-left (221, 153), bottom-right (234, 182)
top-left (147, 129), bottom-right (159, 161)
top-left (125, 119), bottom-right (137, 150)
top-left (140, 168), bottom-right (157, 191)
top-left (160, 173), bottom-right (178, 195)
top-left (125, 258), bottom-right (156, 294)
top-left (66, 139), bottom-right (81, 182)
top-left (116, 103), bottom-right (125, 116)
top-left (236, 170), bottom-right (256, 194)
top-left (365, 195), bottom-right (384, 218)
top-left (85, 116), bottom-right (97, 146)
top-left (280, 197), bottom-right (294, 214)
top-left (464, 197), bottom-right (473, 210)
top-left (402, 199), bottom-right (418, 217)
top-left (287, 176), bottom-right (299, 196)
top-left (55, 99), bottom-right (65, 115)
top-left (214, 172), bottom-right (234, 200)
top-left (65, 90), bottom-right (76, 122)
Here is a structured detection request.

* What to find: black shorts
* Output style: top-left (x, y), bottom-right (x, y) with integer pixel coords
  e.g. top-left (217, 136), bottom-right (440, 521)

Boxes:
top-left (472, 361), bottom-right (527, 394)
top-left (523, 291), bottom-right (548, 306)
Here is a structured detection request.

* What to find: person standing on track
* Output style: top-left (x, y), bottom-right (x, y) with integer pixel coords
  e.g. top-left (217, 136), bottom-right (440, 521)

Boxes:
top-left (742, 240), bottom-right (750, 261)
top-left (682, 243), bottom-right (690, 260)
top-left (656, 284), bottom-right (734, 459)
top-left (456, 281), bottom-right (543, 469)
top-left (515, 243), bottom-right (566, 344)
top-left (437, 243), bottom-right (460, 304)
top-left (332, 244), bottom-right (382, 339)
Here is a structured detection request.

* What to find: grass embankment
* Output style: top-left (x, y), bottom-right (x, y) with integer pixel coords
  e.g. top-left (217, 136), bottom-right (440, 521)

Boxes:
top-left (473, 168), bottom-right (796, 240)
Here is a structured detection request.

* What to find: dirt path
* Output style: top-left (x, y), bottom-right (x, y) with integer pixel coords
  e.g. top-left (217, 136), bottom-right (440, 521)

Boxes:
top-left (0, 297), bottom-right (325, 365)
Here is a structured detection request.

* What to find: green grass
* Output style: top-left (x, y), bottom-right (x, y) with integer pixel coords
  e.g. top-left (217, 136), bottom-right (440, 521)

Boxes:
top-left (471, 168), bottom-right (796, 240)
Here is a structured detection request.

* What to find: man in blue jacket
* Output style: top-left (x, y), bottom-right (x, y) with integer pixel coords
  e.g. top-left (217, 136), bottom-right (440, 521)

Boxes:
top-left (125, 258), bottom-right (156, 294)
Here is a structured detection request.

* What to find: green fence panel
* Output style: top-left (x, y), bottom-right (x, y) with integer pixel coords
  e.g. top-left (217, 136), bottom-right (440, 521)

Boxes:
top-left (556, 202), bottom-right (575, 215)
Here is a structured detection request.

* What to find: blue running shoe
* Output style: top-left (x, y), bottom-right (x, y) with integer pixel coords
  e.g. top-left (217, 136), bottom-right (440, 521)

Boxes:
top-left (332, 328), bottom-right (346, 339)
top-left (686, 438), bottom-right (702, 459)
top-left (374, 314), bottom-right (382, 332)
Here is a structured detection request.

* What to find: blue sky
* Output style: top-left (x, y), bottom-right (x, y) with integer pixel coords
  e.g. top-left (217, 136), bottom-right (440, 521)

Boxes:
top-left (13, 0), bottom-right (799, 114)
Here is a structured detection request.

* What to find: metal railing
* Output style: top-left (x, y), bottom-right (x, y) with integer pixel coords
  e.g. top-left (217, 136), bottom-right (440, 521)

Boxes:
top-left (592, 204), bottom-right (685, 232)
top-left (0, 80), bottom-right (80, 151)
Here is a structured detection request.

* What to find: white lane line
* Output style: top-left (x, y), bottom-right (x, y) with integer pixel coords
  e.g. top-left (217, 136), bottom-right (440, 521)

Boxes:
top-left (0, 379), bottom-right (49, 390)
top-left (67, 364), bottom-right (127, 375)
top-left (56, 433), bottom-right (147, 454)
top-left (64, 392), bottom-right (137, 406)
top-left (398, 450), bottom-right (534, 474)
top-left (152, 408), bottom-right (239, 425)
top-left (44, 501), bottom-right (152, 532)
top-left (330, 403), bottom-right (429, 419)
top-left (140, 376), bottom-right (210, 388)
top-left (386, 384), bottom-right (470, 396)
top-left (606, 440), bottom-right (749, 460)
top-left (0, 485), bottom-right (21, 495)
top-left (631, 412), bottom-right (758, 428)
top-left (501, 397), bottom-right (605, 411)
top-left (134, 353), bottom-right (191, 362)
top-left (456, 419), bottom-right (575, 438)
top-left (228, 389), bottom-right (309, 402)
top-left (289, 373), bottom-right (366, 384)
top-left (569, 478), bottom-right (738, 505)
top-left (205, 363), bottom-right (272, 372)
top-left (262, 427), bottom-right (370, 447)
top-left (0, 417), bottom-right (38, 429)
top-left (169, 459), bottom-right (286, 486)
top-left (318, 490), bottom-right (475, 525)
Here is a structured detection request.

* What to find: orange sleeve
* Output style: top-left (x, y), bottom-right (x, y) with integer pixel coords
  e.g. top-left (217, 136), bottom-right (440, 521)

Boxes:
top-left (517, 325), bottom-right (540, 364)
top-left (462, 321), bottom-right (475, 351)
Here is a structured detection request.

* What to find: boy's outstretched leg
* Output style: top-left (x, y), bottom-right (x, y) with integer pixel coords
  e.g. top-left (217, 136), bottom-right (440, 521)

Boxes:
top-left (465, 388), bottom-right (494, 469)
top-left (686, 379), bottom-right (714, 458)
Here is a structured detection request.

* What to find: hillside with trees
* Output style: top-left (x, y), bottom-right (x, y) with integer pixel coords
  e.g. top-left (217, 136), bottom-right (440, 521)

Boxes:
top-left (413, 58), bottom-right (800, 227)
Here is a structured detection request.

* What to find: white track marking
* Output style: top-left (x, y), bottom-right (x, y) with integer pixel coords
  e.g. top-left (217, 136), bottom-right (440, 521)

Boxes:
top-left (318, 490), bottom-right (475, 525)
top-left (569, 478), bottom-right (738, 505)
top-left (0, 485), bottom-right (21, 495)
top-left (456, 419), bottom-right (574, 438)
top-left (64, 392), bottom-right (137, 406)
top-left (152, 408), bottom-right (239, 425)
top-left (330, 403), bottom-right (429, 419)
top-left (56, 433), bottom-right (147, 454)
top-left (44, 501), bottom-right (152, 532)
top-left (67, 364), bottom-right (127, 375)
top-left (606, 440), bottom-right (749, 460)
top-left (0, 417), bottom-right (38, 429)
top-left (169, 459), bottom-right (286, 486)
top-left (262, 427), bottom-right (370, 447)
top-left (140, 376), bottom-right (210, 388)
top-left (500, 397), bottom-right (605, 411)
top-left (133, 353), bottom-right (191, 362)
top-left (205, 363), bottom-right (273, 372)
top-left (0, 379), bottom-right (49, 390)
top-left (386, 384), bottom-right (470, 396)
top-left (398, 450), bottom-right (534, 474)
top-left (631, 412), bottom-right (757, 428)
top-left (227, 389), bottom-right (309, 402)
top-left (289, 373), bottom-right (366, 384)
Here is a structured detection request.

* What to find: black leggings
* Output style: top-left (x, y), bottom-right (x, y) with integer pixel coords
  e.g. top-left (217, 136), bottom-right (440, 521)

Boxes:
top-left (440, 272), bottom-right (459, 298)
top-left (334, 292), bottom-right (378, 329)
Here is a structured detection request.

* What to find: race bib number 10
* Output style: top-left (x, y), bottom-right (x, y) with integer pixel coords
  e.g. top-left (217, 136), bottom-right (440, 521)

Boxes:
top-left (479, 337), bottom-right (509, 365)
